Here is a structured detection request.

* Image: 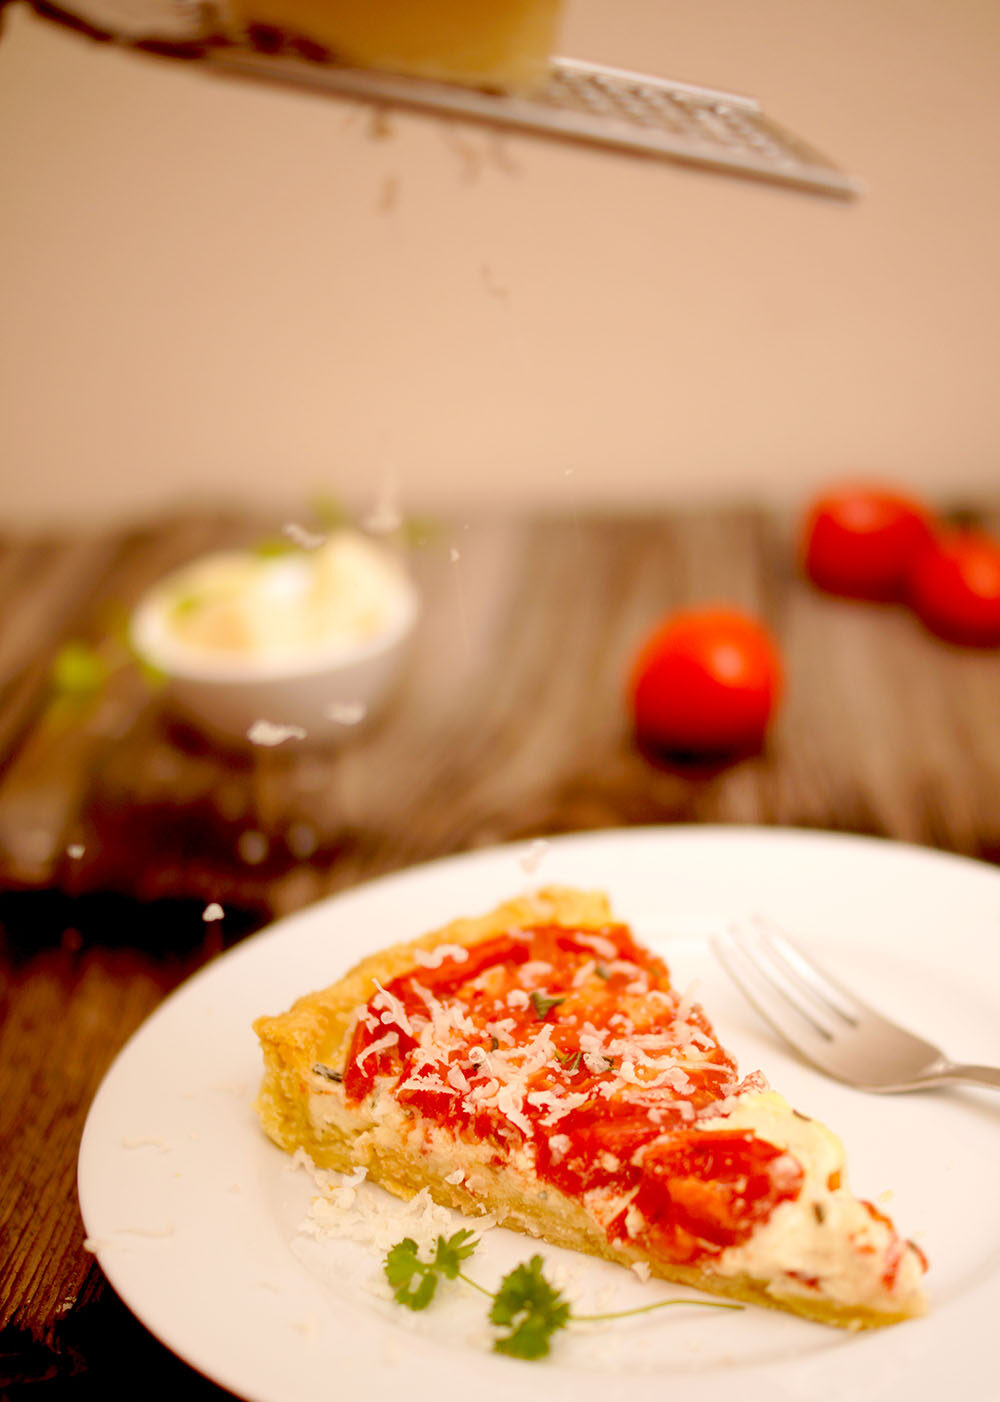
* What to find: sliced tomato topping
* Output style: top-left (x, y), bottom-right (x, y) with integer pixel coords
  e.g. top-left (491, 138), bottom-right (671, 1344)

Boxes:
top-left (624, 1130), bottom-right (803, 1261)
top-left (342, 924), bottom-right (802, 1267)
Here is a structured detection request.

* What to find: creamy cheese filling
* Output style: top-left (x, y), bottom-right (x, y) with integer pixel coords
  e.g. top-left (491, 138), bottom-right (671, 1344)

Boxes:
top-left (695, 1091), bottom-right (926, 1311)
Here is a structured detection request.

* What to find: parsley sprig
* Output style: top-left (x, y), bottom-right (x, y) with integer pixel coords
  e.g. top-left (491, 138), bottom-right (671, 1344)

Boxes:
top-left (384, 1233), bottom-right (741, 1360)
top-left (489, 1255), bottom-right (571, 1359)
top-left (384, 1230), bottom-right (479, 1310)
top-left (49, 611), bottom-right (165, 704)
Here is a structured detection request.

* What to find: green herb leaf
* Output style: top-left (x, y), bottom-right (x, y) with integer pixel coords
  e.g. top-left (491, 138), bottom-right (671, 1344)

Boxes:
top-left (308, 491), bottom-right (349, 531)
top-left (50, 641), bottom-right (108, 698)
top-left (594, 964), bottom-right (611, 981)
top-left (385, 1231), bottom-right (480, 1308)
top-left (170, 591), bottom-right (204, 617)
top-left (400, 513), bottom-right (441, 547)
top-left (405, 1271), bottom-right (438, 1311)
top-left (252, 536), bottom-right (297, 558)
top-left (433, 1229), bottom-right (479, 1279)
top-left (384, 1237), bottom-right (422, 1290)
top-left (384, 1232), bottom-right (744, 1359)
top-left (529, 991), bottom-right (565, 1021)
top-left (384, 1238), bottom-right (439, 1310)
top-left (490, 1256), bottom-right (570, 1359)
top-left (556, 1049), bottom-right (582, 1072)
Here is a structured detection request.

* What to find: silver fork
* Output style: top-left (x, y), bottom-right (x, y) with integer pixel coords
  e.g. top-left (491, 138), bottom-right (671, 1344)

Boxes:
top-left (712, 919), bottom-right (1000, 1093)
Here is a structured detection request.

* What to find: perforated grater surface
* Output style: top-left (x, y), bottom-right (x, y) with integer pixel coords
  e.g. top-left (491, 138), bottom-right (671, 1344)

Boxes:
top-left (203, 50), bottom-right (861, 200)
top-left (11, 0), bottom-right (861, 199)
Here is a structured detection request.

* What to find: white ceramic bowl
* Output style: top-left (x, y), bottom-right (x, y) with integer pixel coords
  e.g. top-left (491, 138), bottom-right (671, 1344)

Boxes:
top-left (130, 559), bottom-right (419, 749)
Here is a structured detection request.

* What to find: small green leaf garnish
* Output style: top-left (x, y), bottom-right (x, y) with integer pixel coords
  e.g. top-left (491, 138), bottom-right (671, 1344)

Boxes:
top-left (383, 1233), bottom-right (743, 1360)
top-left (384, 1231), bottom-right (481, 1309)
top-left (311, 1062), bottom-right (343, 1082)
top-left (384, 1238), bottom-right (439, 1310)
top-left (490, 1034), bottom-right (499, 1051)
top-left (252, 536), bottom-right (297, 558)
top-left (308, 491), bottom-right (349, 531)
top-left (556, 1050), bottom-right (583, 1072)
top-left (170, 591), bottom-right (204, 617)
top-left (490, 1255), bottom-right (571, 1359)
top-left (433, 1229), bottom-right (478, 1279)
top-left (594, 964), bottom-right (611, 981)
top-left (50, 641), bottom-right (108, 698)
top-left (529, 991), bottom-right (565, 1020)
top-left (400, 513), bottom-right (442, 547)
top-left (50, 620), bottom-right (165, 699)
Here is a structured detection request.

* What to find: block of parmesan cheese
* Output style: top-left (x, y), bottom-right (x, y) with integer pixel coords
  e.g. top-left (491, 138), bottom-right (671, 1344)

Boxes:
top-left (225, 0), bottom-right (565, 93)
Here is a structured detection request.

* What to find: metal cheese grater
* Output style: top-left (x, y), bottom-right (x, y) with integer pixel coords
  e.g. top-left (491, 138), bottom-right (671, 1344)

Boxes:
top-left (12, 0), bottom-right (862, 199)
top-left (205, 49), bottom-right (861, 200)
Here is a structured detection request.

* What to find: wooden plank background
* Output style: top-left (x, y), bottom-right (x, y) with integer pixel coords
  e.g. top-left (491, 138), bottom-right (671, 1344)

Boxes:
top-left (2, 504), bottom-right (999, 1393)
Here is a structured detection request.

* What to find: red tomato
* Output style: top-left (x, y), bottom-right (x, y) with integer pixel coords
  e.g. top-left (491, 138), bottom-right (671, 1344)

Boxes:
top-left (628, 607), bottom-right (783, 756)
top-left (908, 530), bottom-right (1000, 646)
top-left (802, 485), bottom-right (932, 600)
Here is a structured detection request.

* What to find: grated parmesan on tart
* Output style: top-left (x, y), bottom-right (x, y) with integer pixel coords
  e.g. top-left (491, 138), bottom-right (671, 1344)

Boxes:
top-left (253, 888), bottom-right (927, 1329)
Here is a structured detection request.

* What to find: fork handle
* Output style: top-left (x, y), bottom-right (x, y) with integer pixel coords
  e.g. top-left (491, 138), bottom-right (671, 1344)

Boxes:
top-left (937, 1062), bottom-right (1000, 1092)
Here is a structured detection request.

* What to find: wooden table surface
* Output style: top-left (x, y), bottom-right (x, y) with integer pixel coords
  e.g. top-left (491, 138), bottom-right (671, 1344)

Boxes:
top-left (3, 504), bottom-right (1000, 1397)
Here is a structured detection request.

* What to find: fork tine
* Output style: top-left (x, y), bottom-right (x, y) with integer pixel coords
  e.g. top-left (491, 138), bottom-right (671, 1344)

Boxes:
top-left (749, 922), bottom-right (861, 1028)
top-left (750, 916), bottom-right (877, 1024)
top-left (731, 924), bottom-right (853, 1035)
top-left (712, 931), bottom-right (836, 1049)
top-left (716, 922), bottom-right (949, 1091)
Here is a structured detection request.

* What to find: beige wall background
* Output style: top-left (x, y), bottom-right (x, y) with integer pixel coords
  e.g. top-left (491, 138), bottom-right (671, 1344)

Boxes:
top-left (1, 0), bottom-right (999, 526)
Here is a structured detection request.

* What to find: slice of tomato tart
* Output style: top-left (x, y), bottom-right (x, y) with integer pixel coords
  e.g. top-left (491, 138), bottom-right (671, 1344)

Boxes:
top-left (253, 887), bottom-right (927, 1328)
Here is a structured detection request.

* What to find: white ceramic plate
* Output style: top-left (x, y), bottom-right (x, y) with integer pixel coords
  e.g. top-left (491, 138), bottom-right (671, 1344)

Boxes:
top-left (78, 827), bottom-right (1000, 1402)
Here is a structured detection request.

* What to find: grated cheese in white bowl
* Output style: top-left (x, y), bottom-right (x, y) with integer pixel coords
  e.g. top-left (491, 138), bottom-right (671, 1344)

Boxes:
top-left (130, 530), bottom-right (418, 747)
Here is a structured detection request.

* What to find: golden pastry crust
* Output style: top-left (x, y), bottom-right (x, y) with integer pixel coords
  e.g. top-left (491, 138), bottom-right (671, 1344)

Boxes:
top-left (253, 886), bottom-right (926, 1330)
